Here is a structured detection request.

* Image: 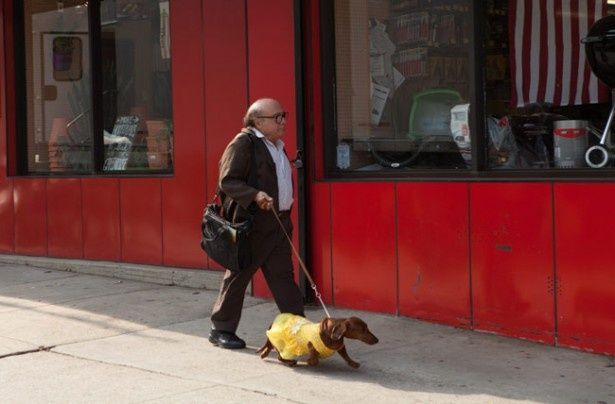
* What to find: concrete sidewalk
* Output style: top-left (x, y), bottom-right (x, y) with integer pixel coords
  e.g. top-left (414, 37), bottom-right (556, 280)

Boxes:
top-left (0, 262), bottom-right (613, 404)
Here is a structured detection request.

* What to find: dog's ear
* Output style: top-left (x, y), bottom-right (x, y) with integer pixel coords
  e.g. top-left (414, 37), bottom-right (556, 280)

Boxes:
top-left (330, 321), bottom-right (347, 341)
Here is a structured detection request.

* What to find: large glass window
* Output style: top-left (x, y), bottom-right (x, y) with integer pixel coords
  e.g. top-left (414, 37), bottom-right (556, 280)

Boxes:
top-left (323, 0), bottom-right (615, 176)
top-left (325, 0), bottom-right (473, 173)
top-left (484, 0), bottom-right (615, 171)
top-left (15, 0), bottom-right (173, 174)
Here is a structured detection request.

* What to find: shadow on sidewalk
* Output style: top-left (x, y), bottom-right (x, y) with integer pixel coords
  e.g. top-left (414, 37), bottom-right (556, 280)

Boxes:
top-left (1, 263), bottom-right (614, 403)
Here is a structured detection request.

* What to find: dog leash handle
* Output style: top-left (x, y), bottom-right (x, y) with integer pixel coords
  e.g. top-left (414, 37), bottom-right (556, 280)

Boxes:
top-left (271, 207), bottom-right (331, 318)
top-left (310, 284), bottom-right (331, 319)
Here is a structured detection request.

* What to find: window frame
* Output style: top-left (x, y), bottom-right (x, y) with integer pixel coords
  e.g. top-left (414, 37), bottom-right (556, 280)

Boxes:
top-left (9, 0), bottom-right (174, 177)
top-left (318, 0), bottom-right (615, 180)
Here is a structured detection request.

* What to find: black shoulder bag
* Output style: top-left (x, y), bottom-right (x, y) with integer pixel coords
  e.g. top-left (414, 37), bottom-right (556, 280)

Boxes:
top-left (200, 132), bottom-right (257, 272)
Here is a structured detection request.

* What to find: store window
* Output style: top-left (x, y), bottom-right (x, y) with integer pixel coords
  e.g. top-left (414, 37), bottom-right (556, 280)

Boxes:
top-left (14, 0), bottom-right (173, 174)
top-left (322, 0), bottom-right (615, 177)
top-left (323, 0), bottom-right (473, 173)
top-left (485, 0), bottom-right (615, 170)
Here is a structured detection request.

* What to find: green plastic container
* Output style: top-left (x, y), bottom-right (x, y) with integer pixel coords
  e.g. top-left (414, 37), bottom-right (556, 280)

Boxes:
top-left (408, 89), bottom-right (462, 141)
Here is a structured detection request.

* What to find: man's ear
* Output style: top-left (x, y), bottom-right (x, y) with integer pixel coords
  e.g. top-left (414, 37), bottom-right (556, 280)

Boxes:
top-left (330, 321), bottom-right (347, 341)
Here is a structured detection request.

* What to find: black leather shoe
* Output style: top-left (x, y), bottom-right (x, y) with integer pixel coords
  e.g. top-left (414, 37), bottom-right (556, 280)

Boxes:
top-left (208, 329), bottom-right (246, 349)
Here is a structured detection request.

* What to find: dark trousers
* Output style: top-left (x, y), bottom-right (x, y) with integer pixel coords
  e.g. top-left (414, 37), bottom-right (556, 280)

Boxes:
top-left (210, 214), bottom-right (304, 333)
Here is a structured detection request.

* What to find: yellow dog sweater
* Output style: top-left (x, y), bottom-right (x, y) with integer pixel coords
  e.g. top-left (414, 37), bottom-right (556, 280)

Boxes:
top-left (266, 313), bottom-right (337, 360)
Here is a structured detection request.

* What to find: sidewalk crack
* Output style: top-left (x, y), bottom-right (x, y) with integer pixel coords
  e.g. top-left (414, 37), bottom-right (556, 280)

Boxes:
top-left (50, 350), bottom-right (203, 382)
top-left (0, 345), bottom-right (56, 360)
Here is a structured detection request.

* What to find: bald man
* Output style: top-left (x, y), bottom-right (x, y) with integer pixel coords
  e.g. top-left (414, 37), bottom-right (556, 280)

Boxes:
top-left (209, 98), bottom-right (305, 349)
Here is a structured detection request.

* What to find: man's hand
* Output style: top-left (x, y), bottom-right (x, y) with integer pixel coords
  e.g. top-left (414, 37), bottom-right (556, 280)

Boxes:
top-left (254, 191), bottom-right (274, 210)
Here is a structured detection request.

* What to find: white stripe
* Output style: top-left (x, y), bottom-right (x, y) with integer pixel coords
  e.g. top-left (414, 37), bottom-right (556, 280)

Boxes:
top-left (588, 0), bottom-right (602, 103)
top-left (515, 0), bottom-right (526, 107)
top-left (560, 0), bottom-right (572, 105)
top-left (529, 0), bottom-right (541, 104)
top-left (575, 1), bottom-right (588, 105)
top-left (545, 0), bottom-right (556, 103)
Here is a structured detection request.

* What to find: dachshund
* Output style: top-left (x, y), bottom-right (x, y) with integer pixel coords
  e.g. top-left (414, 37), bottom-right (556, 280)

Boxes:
top-left (256, 313), bottom-right (378, 368)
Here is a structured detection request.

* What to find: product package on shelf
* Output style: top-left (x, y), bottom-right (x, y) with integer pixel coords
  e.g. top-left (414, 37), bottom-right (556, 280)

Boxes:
top-left (391, 12), bottom-right (431, 45)
top-left (392, 48), bottom-right (427, 78)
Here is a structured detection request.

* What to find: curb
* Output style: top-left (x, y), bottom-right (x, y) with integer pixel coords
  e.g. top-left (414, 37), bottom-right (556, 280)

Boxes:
top-left (0, 254), bottom-right (224, 290)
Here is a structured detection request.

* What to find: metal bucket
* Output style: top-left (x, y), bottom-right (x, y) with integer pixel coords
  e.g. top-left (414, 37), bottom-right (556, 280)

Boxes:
top-left (553, 120), bottom-right (589, 168)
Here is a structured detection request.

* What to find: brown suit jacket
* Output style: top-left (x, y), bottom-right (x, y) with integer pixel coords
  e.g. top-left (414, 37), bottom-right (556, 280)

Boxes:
top-left (218, 128), bottom-right (292, 268)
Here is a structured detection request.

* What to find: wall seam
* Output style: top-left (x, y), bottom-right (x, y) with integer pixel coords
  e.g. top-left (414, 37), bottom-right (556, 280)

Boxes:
top-left (159, 178), bottom-right (164, 265)
top-left (79, 179), bottom-right (84, 258)
top-left (394, 183), bottom-right (400, 316)
top-left (118, 179), bottom-right (123, 262)
top-left (552, 182), bottom-right (558, 346)
top-left (245, 0), bottom-right (253, 296)
top-left (200, 0), bottom-right (209, 269)
top-left (12, 181), bottom-right (16, 253)
top-left (329, 183), bottom-right (334, 304)
top-left (44, 179), bottom-right (49, 256)
top-left (467, 182), bottom-right (474, 328)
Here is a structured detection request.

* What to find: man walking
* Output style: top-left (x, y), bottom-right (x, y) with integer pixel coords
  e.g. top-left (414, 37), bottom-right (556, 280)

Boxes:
top-left (208, 98), bottom-right (304, 349)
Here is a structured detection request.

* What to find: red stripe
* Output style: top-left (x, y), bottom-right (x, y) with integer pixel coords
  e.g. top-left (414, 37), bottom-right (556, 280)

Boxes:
top-left (522, 0), bottom-right (533, 105)
top-left (509, 0), bottom-right (518, 107)
top-left (582, 0), bottom-right (596, 103)
top-left (553, 0), bottom-right (564, 105)
top-left (568, 0), bottom-right (580, 104)
top-left (538, 1), bottom-right (549, 103)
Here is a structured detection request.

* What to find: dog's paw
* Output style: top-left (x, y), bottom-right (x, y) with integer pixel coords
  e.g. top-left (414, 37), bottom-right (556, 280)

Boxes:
top-left (307, 357), bottom-right (319, 366)
top-left (347, 361), bottom-right (360, 369)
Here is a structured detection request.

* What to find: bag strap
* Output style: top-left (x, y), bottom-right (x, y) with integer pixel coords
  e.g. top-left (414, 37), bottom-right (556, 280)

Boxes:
top-left (244, 129), bottom-right (258, 189)
top-left (212, 130), bottom-right (258, 219)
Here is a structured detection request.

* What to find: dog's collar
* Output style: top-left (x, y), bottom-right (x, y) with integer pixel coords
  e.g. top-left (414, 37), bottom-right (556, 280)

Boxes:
top-left (311, 336), bottom-right (338, 358)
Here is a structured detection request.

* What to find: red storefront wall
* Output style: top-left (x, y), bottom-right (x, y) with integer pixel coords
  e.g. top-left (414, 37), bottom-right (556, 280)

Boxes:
top-left (302, 0), bottom-right (615, 356)
top-left (0, 0), bottom-right (249, 269)
top-left (0, 1), bottom-right (614, 357)
top-left (305, 181), bottom-right (615, 356)
top-left (0, 0), bottom-right (299, 294)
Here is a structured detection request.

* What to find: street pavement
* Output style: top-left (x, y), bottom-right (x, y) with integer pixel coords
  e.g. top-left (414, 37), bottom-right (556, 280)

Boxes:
top-left (0, 261), bottom-right (613, 404)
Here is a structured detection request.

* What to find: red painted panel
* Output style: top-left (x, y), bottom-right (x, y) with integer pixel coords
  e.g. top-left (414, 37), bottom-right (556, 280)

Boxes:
top-left (247, 0), bottom-right (298, 298)
top-left (309, 182), bottom-right (333, 303)
top-left (555, 183), bottom-right (615, 356)
top-left (471, 183), bottom-right (554, 344)
top-left (0, 179), bottom-right (14, 253)
top-left (161, 0), bottom-right (208, 269)
top-left (82, 179), bottom-right (121, 261)
top-left (120, 179), bottom-right (162, 265)
top-left (398, 183), bottom-right (470, 327)
top-left (47, 179), bottom-right (82, 258)
top-left (305, 0), bottom-right (325, 180)
top-left (13, 179), bottom-right (47, 256)
top-left (2, 0), bottom-right (17, 176)
top-left (199, 0), bottom-right (249, 271)
top-left (331, 182), bottom-right (397, 313)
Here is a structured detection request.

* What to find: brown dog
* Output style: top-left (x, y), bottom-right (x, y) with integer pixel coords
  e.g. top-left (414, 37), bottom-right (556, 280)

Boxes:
top-left (256, 313), bottom-right (378, 368)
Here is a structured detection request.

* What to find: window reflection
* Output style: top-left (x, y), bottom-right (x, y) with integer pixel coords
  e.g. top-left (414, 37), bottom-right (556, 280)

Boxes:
top-left (18, 0), bottom-right (173, 174)
top-left (484, 0), bottom-right (615, 170)
top-left (25, 0), bottom-right (92, 172)
top-left (101, 0), bottom-right (173, 172)
top-left (331, 0), bottom-right (472, 172)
